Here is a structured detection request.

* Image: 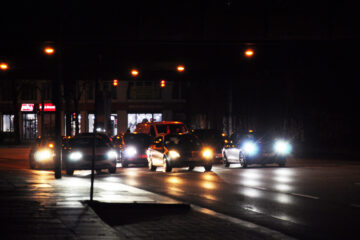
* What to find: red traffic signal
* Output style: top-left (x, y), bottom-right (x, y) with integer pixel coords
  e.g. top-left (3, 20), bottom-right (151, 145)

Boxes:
top-left (160, 80), bottom-right (166, 88)
top-left (113, 79), bottom-right (119, 87)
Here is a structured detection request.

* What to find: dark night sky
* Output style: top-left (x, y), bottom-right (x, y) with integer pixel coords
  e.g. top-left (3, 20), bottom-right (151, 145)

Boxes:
top-left (1, 0), bottom-right (359, 141)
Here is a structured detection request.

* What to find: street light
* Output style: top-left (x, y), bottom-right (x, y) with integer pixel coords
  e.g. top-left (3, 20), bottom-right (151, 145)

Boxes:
top-left (131, 69), bottom-right (139, 77)
top-left (0, 62), bottom-right (9, 71)
top-left (44, 47), bottom-right (55, 55)
top-left (176, 65), bottom-right (185, 72)
top-left (244, 49), bottom-right (255, 58)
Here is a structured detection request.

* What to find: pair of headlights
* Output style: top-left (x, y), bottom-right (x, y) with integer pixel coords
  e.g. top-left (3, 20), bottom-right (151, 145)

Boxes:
top-left (68, 150), bottom-right (118, 161)
top-left (242, 140), bottom-right (292, 155)
top-left (168, 148), bottom-right (214, 160)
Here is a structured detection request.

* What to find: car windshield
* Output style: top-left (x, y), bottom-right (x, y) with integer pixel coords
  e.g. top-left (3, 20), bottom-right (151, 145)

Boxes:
top-left (193, 130), bottom-right (223, 142)
top-left (70, 137), bottom-right (109, 148)
top-left (165, 134), bottom-right (201, 148)
top-left (124, 134), bottom-right (151, 146)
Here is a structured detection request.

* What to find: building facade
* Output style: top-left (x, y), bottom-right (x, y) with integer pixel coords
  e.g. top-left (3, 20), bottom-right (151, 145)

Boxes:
top-left (0, 79), bottom-right (187, 143)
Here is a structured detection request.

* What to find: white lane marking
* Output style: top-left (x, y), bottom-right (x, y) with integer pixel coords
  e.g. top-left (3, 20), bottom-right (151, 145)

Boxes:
top-left (350, 204), bottom-right (360, 208)
top-left (291, 193), bottom-right (319, 200)
top-left (192, 205), bottom-right (296, 240)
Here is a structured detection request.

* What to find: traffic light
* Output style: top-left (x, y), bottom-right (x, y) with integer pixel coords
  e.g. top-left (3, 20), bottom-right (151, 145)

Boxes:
top-left (72, 113), bottom-right (76, 120)
top-left (160, 80), bottom-right (166, 88)
top-left (112, 79), bottom-right (119, 87)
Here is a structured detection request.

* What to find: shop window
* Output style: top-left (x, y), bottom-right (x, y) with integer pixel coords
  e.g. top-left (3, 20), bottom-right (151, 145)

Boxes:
top-left (127, 113), bottom-right (162, 132)
top-left (2, 115), bottom-right (14, 132)
top-left (88, 114), bottom-right (95, 133)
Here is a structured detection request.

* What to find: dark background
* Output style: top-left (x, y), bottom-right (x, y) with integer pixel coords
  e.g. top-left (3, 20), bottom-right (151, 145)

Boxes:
top-left (1, 0), bottom-right (359, 154)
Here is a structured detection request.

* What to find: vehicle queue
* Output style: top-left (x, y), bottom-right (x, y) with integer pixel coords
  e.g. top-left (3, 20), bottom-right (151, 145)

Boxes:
top-left (28, 120), bottom-right (293, 174)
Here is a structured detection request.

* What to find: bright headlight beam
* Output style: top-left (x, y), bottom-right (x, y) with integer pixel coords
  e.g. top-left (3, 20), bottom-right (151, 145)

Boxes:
top-left (202, 148), bottom-right (213, 159)
top-left (124, 146), bottom-right (137, 158)
top-left (107, 150), bottom-right (118, 159)
top-left (35, 149), bottom-right (52, 162)
top-left (242, 141), bottom-right (258, 155)
top-left (274, 140), bottom-right (291, 155)
top-left (69, 152), bottom-right (82, 161)
top-left (169, 150), bottom-right (180, 159)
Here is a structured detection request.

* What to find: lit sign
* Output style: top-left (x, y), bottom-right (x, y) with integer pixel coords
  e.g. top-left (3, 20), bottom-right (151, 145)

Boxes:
top-left (39, 103), bottom-right (56, 112)
top-left (21, 104), bottom-right (34, 112)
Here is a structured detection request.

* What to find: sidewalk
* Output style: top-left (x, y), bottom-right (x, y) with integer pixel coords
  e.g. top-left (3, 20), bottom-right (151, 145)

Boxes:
top-left (0, 167), bottom-right (292, 240)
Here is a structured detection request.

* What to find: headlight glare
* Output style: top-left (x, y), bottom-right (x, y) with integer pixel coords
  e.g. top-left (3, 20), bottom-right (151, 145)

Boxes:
top-left (202, 148), bottom-right (214, 159)
top-left (69, 152), bottom-right (82, 161)
top-left (124, 146), bottom-right (137, 158)
top-left (274, 140), bottom-right (291, 155)
top-left (169, 150), bottom-right (180, 159)
top-left (107, 150), bottom-right (118, 159)
top-left (34, 149), bottom-right (52, 162)
top-left (242, 141), bottom-right (258, 155)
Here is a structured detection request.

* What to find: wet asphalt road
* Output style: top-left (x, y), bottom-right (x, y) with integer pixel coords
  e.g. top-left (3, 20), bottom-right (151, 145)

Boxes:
top-left (1, 148), bottom-right (360, 239)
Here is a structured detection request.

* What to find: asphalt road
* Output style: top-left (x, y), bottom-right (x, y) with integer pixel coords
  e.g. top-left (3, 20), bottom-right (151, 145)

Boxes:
top-left (1, 147), bottom-right (359, 239)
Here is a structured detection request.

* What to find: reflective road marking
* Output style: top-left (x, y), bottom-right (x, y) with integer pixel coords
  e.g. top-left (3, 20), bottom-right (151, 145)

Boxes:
top-left (291, 193), bottom-right (319, 200)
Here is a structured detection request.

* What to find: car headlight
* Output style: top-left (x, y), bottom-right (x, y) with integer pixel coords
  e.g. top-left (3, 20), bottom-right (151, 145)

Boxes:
top-left (242, 141), bottom-right (258, 156)
top-left (202, 148), bottom-right (214, 159)
top-left (124, 146), bottom-right (137, 158)
top-left (274, 140), bottom-right (291, 155)
top-left (69, 152), bottom-right (82, 161)
top-left (34, 149), bottom-right (52, 162)
top-left (107, 150), bottom-right (118, 159)
top-left (169, 150), bottom-right (180, 159)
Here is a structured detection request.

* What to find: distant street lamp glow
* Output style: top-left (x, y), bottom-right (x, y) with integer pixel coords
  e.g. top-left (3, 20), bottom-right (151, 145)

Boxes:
top-left (44, 47), bottom-right (55, 55)
top-left (131, 69), bottom-right (139, 77)
top-left (245, 49), bottom-right (254, 58)
top-left (0, 62), bottom-right (9, 71)
top-left (177, 65), bottom-right (185, 72)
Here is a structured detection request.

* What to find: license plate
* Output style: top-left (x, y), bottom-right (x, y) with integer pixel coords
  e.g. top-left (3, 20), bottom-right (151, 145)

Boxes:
top-left (263, 153), bottom-right (274, 157)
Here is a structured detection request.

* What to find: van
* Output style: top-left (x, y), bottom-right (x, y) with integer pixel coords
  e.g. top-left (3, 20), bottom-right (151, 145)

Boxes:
top-left (134, 121), bottom-right (189, 137)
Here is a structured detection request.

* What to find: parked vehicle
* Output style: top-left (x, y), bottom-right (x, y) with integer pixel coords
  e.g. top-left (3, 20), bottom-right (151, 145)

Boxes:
top-left (147, 134), bottom-right (214, 172)
top-left (222, 131), bottom-right (292, 168)
top-left (113, 133), bottom-right (152, 167)
top-left (63, 133), bottom-right (117, 175)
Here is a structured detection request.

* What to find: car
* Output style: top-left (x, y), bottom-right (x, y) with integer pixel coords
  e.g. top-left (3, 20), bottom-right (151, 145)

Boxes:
top-left (135, 121), bottom-right (189, 137)
top-left (29, 137), bottom-right (56, 169)
top-left (191, 129), bottom-right (228, 163)
top-left (222, 131), bottom-right (292, 168)
top-left (63, 133), bottom-right (118, 175)
top-left (113, 133), bottom-right (152, 167)
top-left (147, 133), bottom-right (214, 172)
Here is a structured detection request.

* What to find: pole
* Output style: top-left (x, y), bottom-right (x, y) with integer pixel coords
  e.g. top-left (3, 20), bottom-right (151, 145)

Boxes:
top-left (90, 131), bottom-right (95, 202)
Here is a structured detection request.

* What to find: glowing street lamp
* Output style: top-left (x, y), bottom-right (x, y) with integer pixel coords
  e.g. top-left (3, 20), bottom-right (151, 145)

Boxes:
top-left (0, 62), bottom-right (9, 71)
top-left (244, 49), bottom-right (255, 58)
top-left (176, 65), bottom-right (185, 72)
top-left (131, 69), bottom-right (139, 77)
top-left (44, 47), bottom-right (55, 55)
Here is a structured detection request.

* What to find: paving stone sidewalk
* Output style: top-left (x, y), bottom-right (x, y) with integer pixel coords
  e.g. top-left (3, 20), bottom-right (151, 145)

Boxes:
top-left (0, 167), bottom-right (284, 240)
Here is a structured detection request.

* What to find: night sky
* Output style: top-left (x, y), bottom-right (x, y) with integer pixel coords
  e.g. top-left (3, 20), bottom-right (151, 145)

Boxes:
top-left (1, 0), bottom-right (359, 145)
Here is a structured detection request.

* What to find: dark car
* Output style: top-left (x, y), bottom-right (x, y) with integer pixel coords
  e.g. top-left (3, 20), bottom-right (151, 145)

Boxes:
top-left (63, 133), bottom-right (117, 175)
top-left (29, 137), bottom-right (56, 169)
top-left (222, 131), bottom-right (292, 168)
top-left (192, 129), bottom-right (228, 163)
top-left (113, 133), bottom-right (152, 167)
top-left (147, 134), bottom-right (214, 172)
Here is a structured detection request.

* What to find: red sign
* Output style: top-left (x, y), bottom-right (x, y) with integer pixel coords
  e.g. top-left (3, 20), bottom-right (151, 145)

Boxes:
top-left (21, 104), bottom-right (34, 112)
top-left (39, 103), bottom-right (56, 112)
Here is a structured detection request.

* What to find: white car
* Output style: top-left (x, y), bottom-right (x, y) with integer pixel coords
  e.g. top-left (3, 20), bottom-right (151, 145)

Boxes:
top-left (222, 132), bottom-right (292, 168)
